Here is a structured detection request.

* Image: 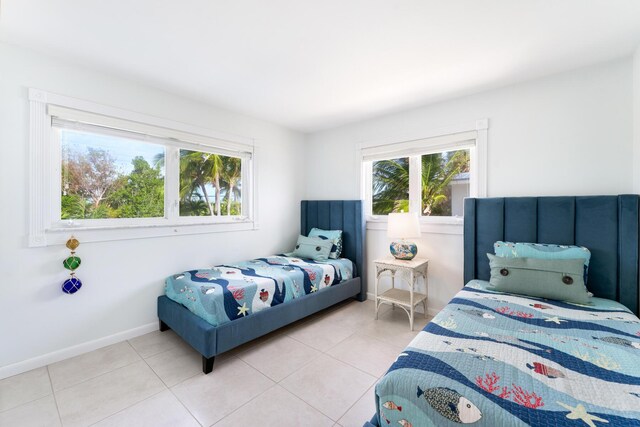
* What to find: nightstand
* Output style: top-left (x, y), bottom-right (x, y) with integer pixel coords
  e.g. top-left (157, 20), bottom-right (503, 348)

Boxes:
top-left (374, 257), bottom-right (429, 331)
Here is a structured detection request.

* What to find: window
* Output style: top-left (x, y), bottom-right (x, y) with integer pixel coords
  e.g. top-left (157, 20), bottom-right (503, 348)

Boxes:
top-left (178, 149), bottom-right (242, 217)
top-left (421, 149), bottom-right (469, 217)
top-left (59, 127), bottom-right (166, 220)
top-left (29, 89), bottom-right (256, 246)
top-left (361, 121), bottom-right (487, 226)
top-left (371, 157), bottom-right (409, 215)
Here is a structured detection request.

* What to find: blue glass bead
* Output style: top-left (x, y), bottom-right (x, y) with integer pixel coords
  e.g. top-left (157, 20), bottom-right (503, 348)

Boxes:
top-left (62, 277), bottom-right (82, 294)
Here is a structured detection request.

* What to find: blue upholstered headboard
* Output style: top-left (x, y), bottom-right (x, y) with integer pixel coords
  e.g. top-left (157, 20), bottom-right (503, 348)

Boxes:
top-left (464, 195), bottom-right (640, 315)
top-left (301, 200), bottom-right (365, 301)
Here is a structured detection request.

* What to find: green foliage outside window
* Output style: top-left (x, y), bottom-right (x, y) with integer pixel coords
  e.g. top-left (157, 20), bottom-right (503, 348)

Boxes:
top-left (372, 150), bottom-right (470, 216)
top-left (174, 150), bottom-right (242, 217)
top-left (61, 146), bottom-right (243, 220)
top-left (61, 148), bottom-right (164, 219)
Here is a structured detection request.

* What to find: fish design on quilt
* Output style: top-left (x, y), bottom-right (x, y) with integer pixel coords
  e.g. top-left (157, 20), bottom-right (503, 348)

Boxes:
top-left (382, 401), bottom-right (402, 411)
top-left (603, 316), bottom-right (639, 324)
top-left (529, 303), bottom-right (553, 310)
top-left (457, 308), bottom-right (495, 319)
top-left (417, 386), bottom-right (482, 424)
top-left (200, 286), bottom-right (215, 295)
top-left (473, 355), bottom-right (496, 361)
top-left (593, 336), bottom-right (640, 349)
top-left (397, 420), bottom-right (413, 427)
top-left (324, 274), bottom-right (331, 285)
top-left (526, 362), bottom-right (566, 379)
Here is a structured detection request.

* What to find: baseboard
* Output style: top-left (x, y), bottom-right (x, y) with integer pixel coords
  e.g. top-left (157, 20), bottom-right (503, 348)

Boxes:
top-left (0, 322), bottom-right (158, 380)
top-left (366, 292), bottom-right (441, 317)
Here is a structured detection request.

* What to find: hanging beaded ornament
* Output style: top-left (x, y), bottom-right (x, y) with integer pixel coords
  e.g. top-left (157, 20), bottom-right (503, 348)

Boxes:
top-left (62, 236), bottom-right (82, 294)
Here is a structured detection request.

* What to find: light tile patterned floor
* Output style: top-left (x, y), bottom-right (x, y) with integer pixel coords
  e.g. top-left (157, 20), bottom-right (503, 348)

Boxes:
top-left (0, 300), bottom-right (431, 427)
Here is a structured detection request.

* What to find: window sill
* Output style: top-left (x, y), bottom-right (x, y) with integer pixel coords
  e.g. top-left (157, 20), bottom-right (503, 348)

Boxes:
top-left (366, 218), bottom-right (463, 235)
top-left (36, 220), bottom-right (258, 246)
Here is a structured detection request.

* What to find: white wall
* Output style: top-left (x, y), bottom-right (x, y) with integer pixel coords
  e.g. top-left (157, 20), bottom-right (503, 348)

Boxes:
top-left (0, 43), bottom-right (305, 376)
top-left (305, 58), bottom-right (634, 314)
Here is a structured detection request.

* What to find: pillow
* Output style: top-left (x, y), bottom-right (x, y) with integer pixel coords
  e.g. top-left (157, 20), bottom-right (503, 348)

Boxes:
top-left (308, 228), bottom-right (343, 259)
top-left (494, 241), bottom-right (591, 283)
top-left (289, 235), bottom-right (333, 261)
top-left (487, 253), bottom-right (590, 304)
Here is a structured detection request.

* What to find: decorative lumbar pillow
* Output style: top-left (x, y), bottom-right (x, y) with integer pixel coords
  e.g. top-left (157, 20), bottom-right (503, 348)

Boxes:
top-left (308, 228), bottom-right (343, 259)
top-left (290, 235), bottom-right (334, 261)
top-left (487, 253), bottom-right (590, 304)
top-left (494, 241), bottom-right (591, 283)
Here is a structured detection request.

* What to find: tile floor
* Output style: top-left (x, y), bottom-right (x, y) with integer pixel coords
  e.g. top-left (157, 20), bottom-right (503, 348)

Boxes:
top-left (0, 300), bottom-right (431, 427)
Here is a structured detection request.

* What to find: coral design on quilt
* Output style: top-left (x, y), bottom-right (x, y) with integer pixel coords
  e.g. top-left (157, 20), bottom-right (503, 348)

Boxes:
top-left (476, 372), bottom-right (544, 409)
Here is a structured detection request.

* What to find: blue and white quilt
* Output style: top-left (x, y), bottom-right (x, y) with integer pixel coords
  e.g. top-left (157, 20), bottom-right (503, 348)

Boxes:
top-left (375, 280), bottom-right (640, 427)
top-left (165, 256), bottom-right (353, 327)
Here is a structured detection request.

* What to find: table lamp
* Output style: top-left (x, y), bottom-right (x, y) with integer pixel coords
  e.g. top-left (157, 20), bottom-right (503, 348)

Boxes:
top-left (387, 212), bottom-right (421, 260)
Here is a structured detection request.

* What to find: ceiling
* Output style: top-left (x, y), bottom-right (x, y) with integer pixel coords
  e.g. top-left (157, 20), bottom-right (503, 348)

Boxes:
top-left (2, 1), bottom-right (640, 132)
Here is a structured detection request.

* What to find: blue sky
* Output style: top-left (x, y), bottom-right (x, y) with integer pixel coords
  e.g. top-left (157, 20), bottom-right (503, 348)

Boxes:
top-left (61, 129), bottom-right (164, 175)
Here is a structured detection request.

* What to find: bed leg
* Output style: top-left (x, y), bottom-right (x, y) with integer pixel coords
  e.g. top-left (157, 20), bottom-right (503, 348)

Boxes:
top-left (202, 355), bottom-right (215, 374)
top-left (159, 320), bottom-right (170, 332)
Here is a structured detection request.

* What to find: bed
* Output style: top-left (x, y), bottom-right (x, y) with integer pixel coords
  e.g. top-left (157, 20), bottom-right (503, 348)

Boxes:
top-left (157, 200), bottom-right (365, 374)
top-left (367, 195), bottom-right (640, 427)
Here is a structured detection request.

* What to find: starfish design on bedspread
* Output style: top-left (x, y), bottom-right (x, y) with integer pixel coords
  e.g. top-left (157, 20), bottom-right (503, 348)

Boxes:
top-left (310, 284), bottom-right (318, 293)
top-left (237, 302), bottom-right (249, 316)
top-left (544, 316), bottom-right (567, 324)
top-left (557, 402), bottom-right (609, 427)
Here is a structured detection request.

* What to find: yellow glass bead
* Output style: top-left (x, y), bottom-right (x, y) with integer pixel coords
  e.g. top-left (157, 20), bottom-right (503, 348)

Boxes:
top-left (66, 237), bottom-right (80, 251)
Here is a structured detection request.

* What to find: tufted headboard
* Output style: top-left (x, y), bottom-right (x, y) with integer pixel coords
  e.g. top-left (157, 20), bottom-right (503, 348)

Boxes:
top-left (301, 200), bottom-right (366, 301)
top-left (463, 195), bottom-right (640, 315)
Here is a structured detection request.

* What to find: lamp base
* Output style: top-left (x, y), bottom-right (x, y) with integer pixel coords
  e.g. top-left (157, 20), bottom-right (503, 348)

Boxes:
top-left (390, 241), bottom-right (417, 260)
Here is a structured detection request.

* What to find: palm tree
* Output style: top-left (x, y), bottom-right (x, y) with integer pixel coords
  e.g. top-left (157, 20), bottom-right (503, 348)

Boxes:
top-left (208, 154), bottom-right (224, 216)
top-left (372, 158), bottom-right (410, 215)
top-left (421, 151), bottom-right (468, 215)
top-left (181, 151), bottom-right (226, 216)
top-left (155, 150), bottom-right (222, 216)
top-left (220, 157), bottom-right (242, 216)
top-left (372, 150), bottom-right (469, 216)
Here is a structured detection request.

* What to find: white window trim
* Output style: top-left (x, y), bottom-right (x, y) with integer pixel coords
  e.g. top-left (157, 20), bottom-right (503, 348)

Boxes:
top-left (357, 119), bottom-right (488, 235)
top-left (28, 88), bottom-right (259, 247)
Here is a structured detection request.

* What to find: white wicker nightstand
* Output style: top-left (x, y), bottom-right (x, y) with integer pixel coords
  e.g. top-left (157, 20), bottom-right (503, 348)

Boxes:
top-left (374, 257), bottom-right (429, 331)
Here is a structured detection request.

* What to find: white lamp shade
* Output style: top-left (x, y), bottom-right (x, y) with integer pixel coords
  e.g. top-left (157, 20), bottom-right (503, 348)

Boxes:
top-left (387, 212), bottom-right (421, 239)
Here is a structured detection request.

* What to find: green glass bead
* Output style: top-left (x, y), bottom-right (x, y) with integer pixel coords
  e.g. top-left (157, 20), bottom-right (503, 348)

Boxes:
top-left (63, 256), bottom-right (81, 270)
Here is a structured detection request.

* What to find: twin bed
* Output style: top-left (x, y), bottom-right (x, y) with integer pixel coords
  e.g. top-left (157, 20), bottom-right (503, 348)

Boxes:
top-left (157, 200), bottom-right (365, 373)
top-left (368, 195), bottom-right (640, 426)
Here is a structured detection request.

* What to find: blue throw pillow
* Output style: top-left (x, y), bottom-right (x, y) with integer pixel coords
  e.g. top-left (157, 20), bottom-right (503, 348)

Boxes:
top-left (289, 235), bottom-right (333, 261)
top-left (308, 228), bottom-right (343, 259)
top-left (494, 241), bottom-right (591, 284)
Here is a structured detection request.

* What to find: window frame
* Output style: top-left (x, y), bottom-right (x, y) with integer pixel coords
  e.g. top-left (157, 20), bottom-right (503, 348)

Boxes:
top-left (29, 88), bottom-right (258, 247)
top-left (358, 119), bottom-right (488, 234)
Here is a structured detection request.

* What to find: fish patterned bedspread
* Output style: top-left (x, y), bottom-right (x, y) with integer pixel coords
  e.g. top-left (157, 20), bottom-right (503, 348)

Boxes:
top-left (165, 256), bottom-right (353, 327)
top-left (374, 280), bottom-right (640, 427)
